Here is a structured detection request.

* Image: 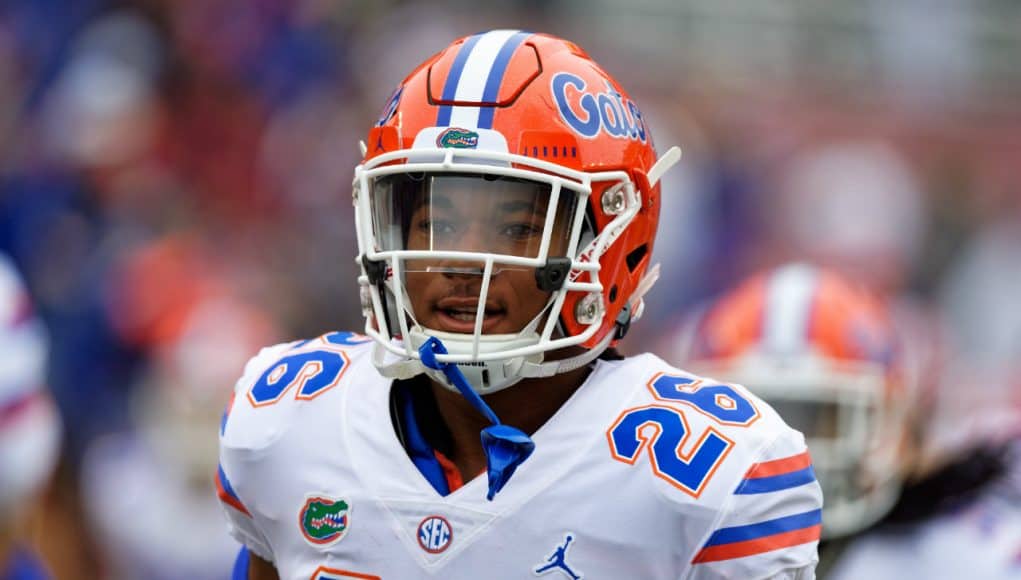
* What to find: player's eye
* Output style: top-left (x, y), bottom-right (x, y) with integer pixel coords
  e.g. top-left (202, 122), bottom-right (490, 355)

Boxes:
top-left (418, 218), bottom-right (458, 236)
top-left (499, 222), bottom-right (542, 241)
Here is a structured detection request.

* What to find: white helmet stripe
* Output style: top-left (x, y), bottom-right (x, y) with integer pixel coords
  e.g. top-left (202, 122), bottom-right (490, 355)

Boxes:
top-left (439, 30), bottom-right (524, 129)
top-left (762, 264), bottom-right (820, 355)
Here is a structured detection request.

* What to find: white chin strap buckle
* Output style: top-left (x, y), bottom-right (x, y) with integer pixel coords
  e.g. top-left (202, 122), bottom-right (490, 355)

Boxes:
top-left (406, 328), bottom-right (543, 395)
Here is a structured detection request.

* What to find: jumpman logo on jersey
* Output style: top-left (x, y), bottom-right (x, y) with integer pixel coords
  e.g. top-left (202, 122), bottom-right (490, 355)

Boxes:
top-left (533, 534), bottom-right (582, 579)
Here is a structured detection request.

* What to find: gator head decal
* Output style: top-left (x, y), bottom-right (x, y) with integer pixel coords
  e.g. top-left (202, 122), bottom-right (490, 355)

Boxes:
top-left (300, 496), bottom-right (350, 545)
top-left (436, 127), bottom-right (479, 149)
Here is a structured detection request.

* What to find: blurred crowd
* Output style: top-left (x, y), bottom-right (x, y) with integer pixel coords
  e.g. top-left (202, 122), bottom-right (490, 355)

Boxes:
top-left (1, 1), bottom-right (1019, 578)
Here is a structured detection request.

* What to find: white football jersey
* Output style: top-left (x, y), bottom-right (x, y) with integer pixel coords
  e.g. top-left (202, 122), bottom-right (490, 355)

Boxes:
top-left (218, 332), bottom-right (823, 580)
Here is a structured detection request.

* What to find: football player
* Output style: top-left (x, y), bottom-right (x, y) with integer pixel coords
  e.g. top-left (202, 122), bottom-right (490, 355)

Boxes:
top-left (672, 264), bottom-right (917, 556)
top-left (825, 416), bottom-right (1021, 580)
top-left (0, 253), bottom-right (62, 579)
top-left (673, 263), bottom-right (1021, 578)
top-left (81, 295), bottom-right (270, 580)
top-left (217, 31), bottom-right (823, 579)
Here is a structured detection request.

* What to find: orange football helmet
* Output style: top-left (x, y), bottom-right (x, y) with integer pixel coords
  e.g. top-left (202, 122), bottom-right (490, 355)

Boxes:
top-left (354, 30), bottom-right (680, 394)
top-left (677, 263), bottom-right (914, 538)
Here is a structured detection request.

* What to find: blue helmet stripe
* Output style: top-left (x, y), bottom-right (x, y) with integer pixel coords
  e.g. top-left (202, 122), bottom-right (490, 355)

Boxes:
top-left (476, 31), bottom-right (531, 129)
top-left (436, 33), bottom-right (484, 126)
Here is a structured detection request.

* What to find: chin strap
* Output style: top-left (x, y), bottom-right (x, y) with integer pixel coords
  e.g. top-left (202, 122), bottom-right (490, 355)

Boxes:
top-left (377, 310), bottom-right (621, 384)
top-left (518, 329), bottom-right (615, 378)
top-left (418, 337), bottom-right (535, 501)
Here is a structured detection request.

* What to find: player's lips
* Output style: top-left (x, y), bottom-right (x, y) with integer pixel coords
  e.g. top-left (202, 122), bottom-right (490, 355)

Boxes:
top-left (432, 297), bottom-right (507, 334)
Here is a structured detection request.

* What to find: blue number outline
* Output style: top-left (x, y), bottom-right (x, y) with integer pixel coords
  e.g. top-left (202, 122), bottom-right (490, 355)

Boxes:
top-left (608, 404), bottom-right (736, 498)
top-left (647, 372), bottom-right (760, 427)
top-left (246, 340), bottom-right (351, 407)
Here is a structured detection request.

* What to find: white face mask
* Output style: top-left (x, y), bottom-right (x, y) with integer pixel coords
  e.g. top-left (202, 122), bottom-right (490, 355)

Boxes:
top-left (354, 144), bottom-right (647, 395)
top-left (366, 171), bottom-right (579, 393)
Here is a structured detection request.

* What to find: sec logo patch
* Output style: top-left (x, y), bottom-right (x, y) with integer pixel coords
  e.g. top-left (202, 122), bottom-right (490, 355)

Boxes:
top-left (417, 515), bottom-right (453, 553)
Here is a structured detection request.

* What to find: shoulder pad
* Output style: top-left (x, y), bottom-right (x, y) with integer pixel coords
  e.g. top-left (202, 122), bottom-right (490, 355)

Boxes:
top-left (221, 331), bottom-right (374, 451)
top-left (606, 353), bottom-right (807, 505)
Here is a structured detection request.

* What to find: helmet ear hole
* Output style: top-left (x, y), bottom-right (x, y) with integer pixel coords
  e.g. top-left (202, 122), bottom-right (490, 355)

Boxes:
top-left (576, 207), bottom-right (597, 255)
top-left (609, 285), bottom-right (618, 303)
top-left (625, 244), bottom-right (648, 273)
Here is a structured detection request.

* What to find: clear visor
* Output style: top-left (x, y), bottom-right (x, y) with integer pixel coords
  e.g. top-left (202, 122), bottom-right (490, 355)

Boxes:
top-left (370, 172), bottom-right (580, 272)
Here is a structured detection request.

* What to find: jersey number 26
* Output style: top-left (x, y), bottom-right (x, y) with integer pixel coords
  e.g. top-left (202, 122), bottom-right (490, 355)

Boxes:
top-left (608, 374), bottom-right (759, 498)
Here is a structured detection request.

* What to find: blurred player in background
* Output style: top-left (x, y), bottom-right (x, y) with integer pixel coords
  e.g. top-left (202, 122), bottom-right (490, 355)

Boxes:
top-left (826, 402), bottom-right (1020, 579)
top-left (671, 264), bottom-right (920, 570)
top-left (217, 30), bottom-right (824, 579)
top-left (0, 253), bottom-right (62, 580)
top-left (79, 236), bottom-right (281, 580)
top-left (826, 195), bottom-right (1021, 578)
top-left (672, 262), bottom-right (1021, 578)
top-left (81, 296), bottom-right (277, 580)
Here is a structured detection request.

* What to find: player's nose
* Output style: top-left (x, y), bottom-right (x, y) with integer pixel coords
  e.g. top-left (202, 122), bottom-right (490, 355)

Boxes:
top-left (437, 225), bottom-right (489, 272)
top-left (436, 258), bottom-right (486, 297)
top-left (458, 224), bottom-right (490, 253)
top-left (434, 235), bottom-right (491, 300)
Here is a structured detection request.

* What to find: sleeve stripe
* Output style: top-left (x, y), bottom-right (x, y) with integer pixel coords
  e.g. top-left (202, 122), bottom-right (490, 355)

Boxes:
top-left (702, 508), bottom-right (822, 547)
top-left (743, 450), bottom-right (812, 478)
top-left (735, 466), bottom-right (816, 494)
top-left (692, 524), bottom-right (822, 564)
top-left (216, 464), bottom-right (252, 517)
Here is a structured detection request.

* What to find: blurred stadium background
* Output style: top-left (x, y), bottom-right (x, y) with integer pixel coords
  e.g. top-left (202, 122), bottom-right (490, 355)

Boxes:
top-left (1, 1), bottom-right (1019, 578)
